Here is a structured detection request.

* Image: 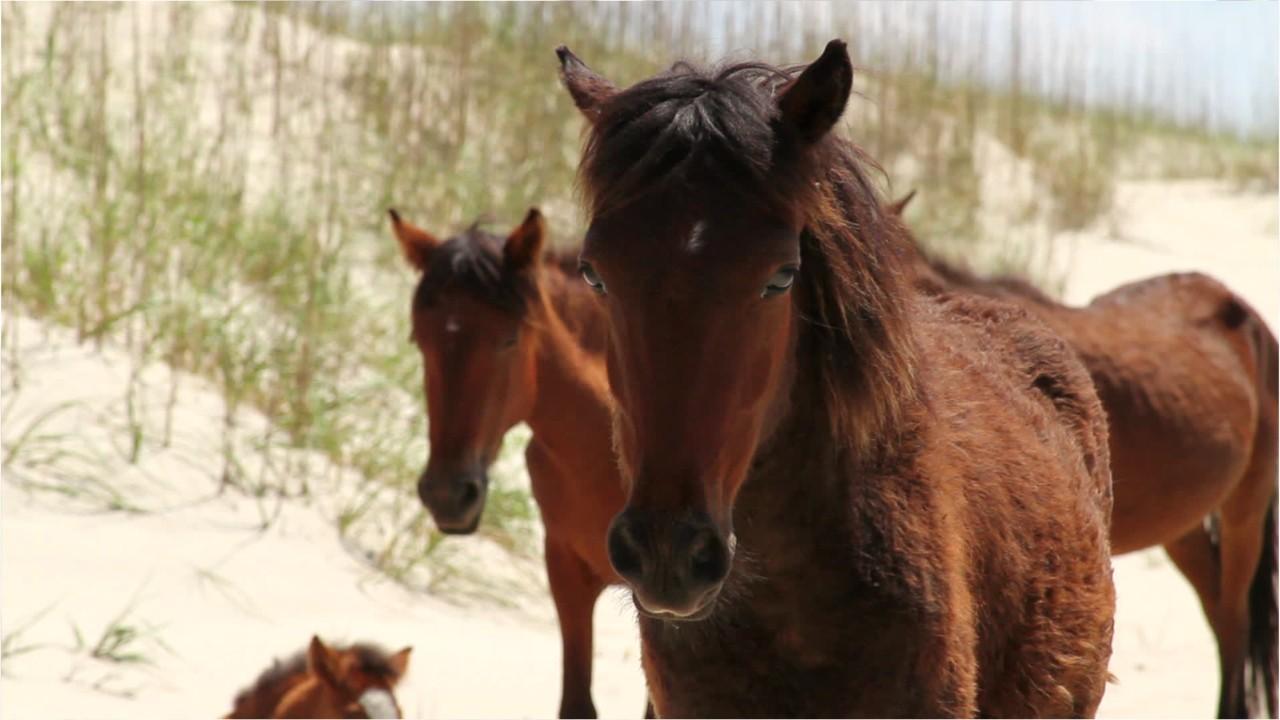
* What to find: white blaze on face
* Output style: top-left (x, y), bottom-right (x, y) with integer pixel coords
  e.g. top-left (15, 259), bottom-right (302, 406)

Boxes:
top-left (357, 687), bottom-right (401, 719)
top-left (445, 315), bottom-right (462, 334)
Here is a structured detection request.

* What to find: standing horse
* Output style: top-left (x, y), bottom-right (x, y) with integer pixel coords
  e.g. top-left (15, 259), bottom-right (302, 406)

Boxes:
top-left (226, 636), bottom-right (411, 719)
top-left (389, 209), bottom-right (640, 718)
top-left (891, 192), bottom-right (1280, 718)
top-left (558, 41), bottom-right (1116, 716)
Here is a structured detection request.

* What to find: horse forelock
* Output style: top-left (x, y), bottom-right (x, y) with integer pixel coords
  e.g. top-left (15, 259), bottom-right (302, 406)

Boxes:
top-left (413, 222), bottom-right (579, 315)
top-left (349, 642), bottom-right (405, 683)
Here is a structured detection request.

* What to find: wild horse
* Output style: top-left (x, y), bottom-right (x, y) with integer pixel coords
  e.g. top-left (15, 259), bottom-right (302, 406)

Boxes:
top-left (390, 209), bottom-right (642, 718)
top-left (558, 40), bottom-right (1116, 716)
top-left (226, 636), bottom-right (410, 719)
top-left (893, 192), bottom-right (1279, 718)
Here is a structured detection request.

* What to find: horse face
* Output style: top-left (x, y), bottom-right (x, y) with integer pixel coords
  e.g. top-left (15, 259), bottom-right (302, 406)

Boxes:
top-left (392, 210), bottom-right (545, 535)
top-left (276, 640), bottom-right (410, 720)
top-left (580, 200), bottom-right (803, 619)
top-left (411, 292), bottom-right (536, 534)
top-left (561, 41), bottom-right (854, 620)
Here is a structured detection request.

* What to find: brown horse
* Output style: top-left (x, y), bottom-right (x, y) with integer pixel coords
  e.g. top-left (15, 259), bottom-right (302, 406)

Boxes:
top-left (226, 636), bottom-right (411, 719)
top-left (558, 41), bottom-right (1115, 716)
top-left (389, 209), bottom-right (637, 718)
top-left (890, 192), bottom-right (1280, 718)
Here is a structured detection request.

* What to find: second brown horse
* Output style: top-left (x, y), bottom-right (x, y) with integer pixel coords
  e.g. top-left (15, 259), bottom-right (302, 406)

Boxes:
top-left (893, 192), bottom-right (1279, 718)
top-left (390, 208), bottom-right (627, 718)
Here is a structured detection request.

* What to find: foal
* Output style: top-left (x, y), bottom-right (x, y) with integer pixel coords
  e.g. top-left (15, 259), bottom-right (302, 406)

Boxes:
top-left (892, 193), bottom-right (1279, 718)
top-left (559, 41), bottom-right (1115, 716)
top-left (389, 209), bottom-right (629, 718)
top-left (226, 636), bottom-right (411, 719)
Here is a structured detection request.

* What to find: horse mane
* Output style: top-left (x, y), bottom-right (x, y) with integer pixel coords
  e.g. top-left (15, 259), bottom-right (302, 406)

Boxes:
top-left (922, 252), bottom-right (1057, 307)
top-left (414, 220), bottom-right (581, 314)
top-left (229, 648), bottom-right (308, 717)
top-left (578, 59), bottom-right (918, 457)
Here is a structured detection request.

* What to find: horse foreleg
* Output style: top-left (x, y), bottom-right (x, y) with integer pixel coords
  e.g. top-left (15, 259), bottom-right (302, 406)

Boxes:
top-left (547, 537), bottom-right (606, 719)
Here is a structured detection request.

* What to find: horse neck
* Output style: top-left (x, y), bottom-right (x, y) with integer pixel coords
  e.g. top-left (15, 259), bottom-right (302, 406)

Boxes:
top-left (736, 371), bottom-right (853, 541)
top-left (286, 677), bottom-right (345, 717)
top-left (731, 255), bottom-right (924, 573)
top-left (524, 267), bottom-right (612, 451)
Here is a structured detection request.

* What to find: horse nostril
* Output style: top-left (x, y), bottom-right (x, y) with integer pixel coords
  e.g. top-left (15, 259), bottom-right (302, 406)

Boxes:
top-left (686, 527), bottom-right (730, 587)
top-left (607, 517), bottom-right (644, 580)
top-left (457, 479), bottom-right (480, 509)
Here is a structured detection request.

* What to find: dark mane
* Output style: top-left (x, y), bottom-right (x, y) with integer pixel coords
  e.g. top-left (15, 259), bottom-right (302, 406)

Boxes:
top-left (231, 648), bottom-right (307, 714)
top-left (579, 59), bottom-right (919, 456)
top-left (414, 221), bottom-right (581, 314)
top-left (580, 62), bottom-right (793, 218)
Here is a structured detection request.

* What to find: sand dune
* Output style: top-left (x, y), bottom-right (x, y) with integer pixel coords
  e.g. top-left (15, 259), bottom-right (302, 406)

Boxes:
top-left (2, 178), bottom-right (1274, 718)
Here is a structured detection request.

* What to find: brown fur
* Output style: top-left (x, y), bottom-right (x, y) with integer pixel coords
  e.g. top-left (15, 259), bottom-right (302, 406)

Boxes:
top-left (897, 201), bottom-right (1279, 718)
top-left (390, 210), bottom-right (645, 718)
top-left (226, 637), bottom-right (410, 719)
top-left (560, 41), bottom-right (1115, 716)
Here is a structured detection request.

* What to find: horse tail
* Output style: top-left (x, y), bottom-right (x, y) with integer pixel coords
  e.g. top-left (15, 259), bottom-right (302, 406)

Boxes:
top-left (1239, 300), bottom-right (1278, 718)
top-left (1245, 496), bottom-right (1278, 718)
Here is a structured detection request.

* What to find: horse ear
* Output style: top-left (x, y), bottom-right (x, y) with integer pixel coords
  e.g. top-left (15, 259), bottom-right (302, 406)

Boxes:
top-left (307, 635), bottom-right (340, 688)
top-left (388, 208), bottom-right (440, 272)
top-left (556, 46), bottom-right (617, 122)
top-left (777, 39), bottom-right (853, 144)
top-left (886, 189), bottom-right (917, 217)
top-left (387, 646), bottom-right (412, 681)
top-left (503, 208), bottom-right (545, 272)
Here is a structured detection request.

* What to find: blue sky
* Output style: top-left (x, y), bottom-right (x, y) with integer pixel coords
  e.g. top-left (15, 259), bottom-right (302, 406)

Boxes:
top-left (1016, 2), bottom-right (1277, 135)
top-left (698, 1), bottom-right (1278, 138)
top-left (370, 1), bottom-right (1278, 138)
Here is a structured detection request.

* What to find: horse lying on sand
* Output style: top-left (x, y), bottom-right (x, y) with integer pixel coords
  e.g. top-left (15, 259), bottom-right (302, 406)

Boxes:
top-left (226, 636), bottom-right (410, 719)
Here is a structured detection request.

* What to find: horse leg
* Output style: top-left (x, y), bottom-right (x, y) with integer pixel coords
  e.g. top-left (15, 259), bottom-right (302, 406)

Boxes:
top-left (546, 537), bottom-right (606, 719)
top-left (643, 696), bottom-right (655, 718)
top-left (1164, 523), bottom-right (1221, 624)
top-left (1164, 523), bottom-right (1238, 715)
top-left (1214, 495), bottom-right (1273, 717)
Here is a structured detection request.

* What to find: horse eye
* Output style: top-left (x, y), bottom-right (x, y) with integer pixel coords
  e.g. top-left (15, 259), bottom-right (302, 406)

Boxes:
top-left (498, 331), bottom-right (519, 351)
top-left (762, 265), bottom-right (798, 298)
top-left (579, 261), bottom-right (606, 295)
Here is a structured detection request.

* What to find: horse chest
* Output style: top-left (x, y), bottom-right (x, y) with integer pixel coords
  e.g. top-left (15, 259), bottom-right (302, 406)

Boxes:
top-left (639, 575), bottom-right (940, 717)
